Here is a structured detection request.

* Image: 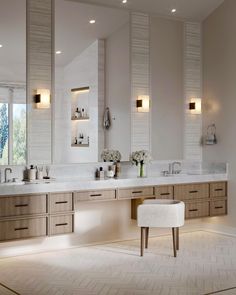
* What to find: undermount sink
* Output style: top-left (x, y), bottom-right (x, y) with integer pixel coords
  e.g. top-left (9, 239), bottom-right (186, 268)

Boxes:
top-left (0, 181), bottom-right (25, 186)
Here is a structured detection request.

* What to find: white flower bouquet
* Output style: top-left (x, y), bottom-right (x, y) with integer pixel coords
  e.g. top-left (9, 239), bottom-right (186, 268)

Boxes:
top-left (130, 150), bottom-right (151, 177)
top-left (101, 149), bottom-right (121, 162)
top-left (130, 150), bottom-right (151, 166)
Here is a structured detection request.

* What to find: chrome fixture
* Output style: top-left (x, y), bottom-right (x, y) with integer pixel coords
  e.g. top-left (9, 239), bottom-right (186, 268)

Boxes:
top-left (4, 167), bottom-right (12, 183)
top-left (162, 162), bottom-right (182, 176)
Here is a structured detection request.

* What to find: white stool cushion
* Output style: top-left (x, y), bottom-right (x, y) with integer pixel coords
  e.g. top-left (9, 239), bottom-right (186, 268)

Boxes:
top-left (137, 199), bottom-right (185, 228)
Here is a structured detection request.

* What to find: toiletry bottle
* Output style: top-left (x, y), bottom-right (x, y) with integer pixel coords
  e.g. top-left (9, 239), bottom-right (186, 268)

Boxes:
top-left (74, 108), bottom-right (79, 119)
top-left (107, 166), bottom-right (114, 178)
top-left (115, 161), bottom-right (121, 178)
top-left (74, 137), bottom-right (78, 145)
top-left (81, 108), bottom-right (85, 117)
top-left (28, 165), bottom-right (36, 181)
top-left (95, 168), bottom-right (100, 180)
top-left (99, 167), bottom-right (104, 180)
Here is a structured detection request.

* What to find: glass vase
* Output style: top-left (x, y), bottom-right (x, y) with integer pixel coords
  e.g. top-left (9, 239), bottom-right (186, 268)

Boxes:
top-left (138, 163), bottom-right (146, 178)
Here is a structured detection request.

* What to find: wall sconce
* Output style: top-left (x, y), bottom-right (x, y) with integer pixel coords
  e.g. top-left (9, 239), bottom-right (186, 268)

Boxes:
top-left (35, 89), bottom-right (51, 109)
top-left (189, 98), bottom-right (201, 114)
top-left (136, 95), bottom-right (150, 112)
top-left (71, 86), bottom-right (90, 94)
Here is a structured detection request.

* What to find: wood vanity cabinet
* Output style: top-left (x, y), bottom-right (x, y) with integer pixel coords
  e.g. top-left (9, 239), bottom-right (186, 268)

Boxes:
top-left (75, 189), bottom-right (116, 202)
top-left (118, 187), bottom-right (154, 200)
top-left (154, 185), bottom-right (174, 199)
top-left (48, 192), bottom-right (74, 236)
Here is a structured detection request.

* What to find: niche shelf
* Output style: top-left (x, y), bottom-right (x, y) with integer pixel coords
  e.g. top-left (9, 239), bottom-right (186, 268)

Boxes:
top-left (71, 116), bottom-right (90, 121)
top-left (71, 144), bottom-right (89, 148)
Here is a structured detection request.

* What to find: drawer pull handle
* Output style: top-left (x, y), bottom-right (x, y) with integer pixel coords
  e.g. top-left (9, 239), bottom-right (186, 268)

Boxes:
top-left (215, 189), bottom-right (223, 191)
top-left (160, 193), bottom-right (170, 196)
top-left (90, 194), bottom-right (102, 197)
top-left (189, 190), bottom-right (198, 194)
top-left (132, 191), bottom-right (143, 194)
top-left (55, 223), bottom-right (68, 227)
top-left (15, 227), bottom-right (28, 231)
top-left (55, 201), bottom-right (68, 204)
top-left (215, 206), bottom-right (223, 209)
top-left (15, 204), bottom-right (29, 208)
top-left (189, 209), bottom-right (198, 212)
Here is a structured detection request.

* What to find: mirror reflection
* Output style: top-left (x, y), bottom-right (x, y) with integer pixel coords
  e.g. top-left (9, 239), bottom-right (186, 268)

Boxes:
top-left (0, 0), bottom-right (26, 165)
top-left (54, 0), bottom-right (130, 163)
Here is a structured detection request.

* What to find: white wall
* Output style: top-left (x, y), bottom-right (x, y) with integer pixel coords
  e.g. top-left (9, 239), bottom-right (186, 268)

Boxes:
top-left (105, 23), bottom-right (130, 161)
top-left (54, 40), bottom-right (103, 164)
top-left (203, 0), bottom-right (236, 228)
top-left (150, 16), bottom-right (184, 160)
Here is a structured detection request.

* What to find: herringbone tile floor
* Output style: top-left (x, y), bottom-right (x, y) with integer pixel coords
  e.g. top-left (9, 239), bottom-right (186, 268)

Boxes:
top-left (0, 231), bottom-right (236, 295)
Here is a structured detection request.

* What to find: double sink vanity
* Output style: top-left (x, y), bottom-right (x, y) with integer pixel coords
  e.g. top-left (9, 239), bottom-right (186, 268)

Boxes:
top-left (0, 167), bottom-right (228, 243)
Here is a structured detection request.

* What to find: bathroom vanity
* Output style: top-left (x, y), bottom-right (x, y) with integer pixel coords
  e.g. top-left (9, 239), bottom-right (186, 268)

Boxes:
top-left (0, 174), bottom-right (228, 242)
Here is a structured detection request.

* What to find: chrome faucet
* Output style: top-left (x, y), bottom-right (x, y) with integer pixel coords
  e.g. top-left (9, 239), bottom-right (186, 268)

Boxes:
top-left (171, 162), bottom-right (182, 174)
top-left (4, 168), bottom-right (12, 183)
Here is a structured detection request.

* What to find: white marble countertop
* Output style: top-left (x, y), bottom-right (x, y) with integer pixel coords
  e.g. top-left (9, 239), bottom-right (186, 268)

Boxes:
top-left (0, 173), bottom-right (228, 196)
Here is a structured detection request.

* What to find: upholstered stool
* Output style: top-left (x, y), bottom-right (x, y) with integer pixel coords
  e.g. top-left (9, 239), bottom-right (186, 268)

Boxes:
top-left (137, 199), bottom-right (185, 257)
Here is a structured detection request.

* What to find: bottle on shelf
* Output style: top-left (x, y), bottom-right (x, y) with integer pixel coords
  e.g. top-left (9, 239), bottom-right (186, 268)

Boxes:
top-left (81, 108), bottom-right (85, 118)
top-left (74, 107), bottom-right (80, 119)
top-left (74, 137), bottom-right (78, 145)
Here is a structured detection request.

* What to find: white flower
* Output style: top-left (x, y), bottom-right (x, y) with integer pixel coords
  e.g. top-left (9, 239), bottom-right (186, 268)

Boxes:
top-left (130, 150), bottom-right (151, 165)
top-left (101, 149), bottom-right (121, 162)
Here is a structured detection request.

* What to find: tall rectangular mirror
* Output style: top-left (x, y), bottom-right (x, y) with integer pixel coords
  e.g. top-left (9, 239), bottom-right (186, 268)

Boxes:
top-left (54, 0), bottom-right (130, 163)
top-left (0, 0), bottom-right (26, 165)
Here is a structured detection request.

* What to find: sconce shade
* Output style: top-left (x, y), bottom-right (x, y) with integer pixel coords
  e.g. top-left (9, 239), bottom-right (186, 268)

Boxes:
top-left (137, 95), bottom-right (150, 112)
top-left (35, 89), bottom-right (50, 109)
top-left (189, 98), bottom-right (201, 114)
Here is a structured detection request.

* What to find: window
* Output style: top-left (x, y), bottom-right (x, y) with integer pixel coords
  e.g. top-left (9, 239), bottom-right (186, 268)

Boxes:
top-left (0, 86), bottom-right (26, 165)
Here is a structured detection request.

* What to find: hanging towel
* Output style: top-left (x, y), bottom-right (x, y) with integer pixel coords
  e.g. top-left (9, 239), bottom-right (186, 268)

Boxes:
top-left (103, 107), bottom-right (111, 130)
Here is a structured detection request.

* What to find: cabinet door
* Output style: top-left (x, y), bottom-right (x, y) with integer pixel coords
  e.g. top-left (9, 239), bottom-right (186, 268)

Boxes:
top-left (210, 182), bottom-right (226, 198)
top-left (155, 186), bottom-right (173, 199)
top-left (75, 190), bottom-right (116, 202)
top-left (185, 201), bottom-right (210, 219)
top-left (210, 200), bottom-right (227, 216)
top-left (0, 195), bottom-right (47, 217)
top-left (0, 217), bottom-right (47, 241)
top-left (49, 215), bottom-right (73, 235)
top-left (50, 192), bottom-right (73, 213)
top-left (118, 187), bottom-right (154, 200)
top-left (174, 184), bottom-right (209, 200)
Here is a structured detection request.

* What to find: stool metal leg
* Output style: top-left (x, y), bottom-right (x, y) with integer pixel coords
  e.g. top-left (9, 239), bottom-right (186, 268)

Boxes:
top-left (145, 227), bottom-right (149, 249)
top-left (140, 227), bottom-right (145, 256)
top-left (176, 227), bottom-right (179, 251)
top-left (172, 227), bottom-right (177, 257)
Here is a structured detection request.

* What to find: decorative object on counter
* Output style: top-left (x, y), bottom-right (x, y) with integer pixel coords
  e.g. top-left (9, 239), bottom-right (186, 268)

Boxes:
top-left (101, 149), bottom-right (121, 162)
top-left (131, 150), bottom-right (151, 178)
top-left (28, 165), bottom-right (36, 180)
top-left (106, 166), bottom-right (115, 178)
top-left (44, 166), bottom-right (50, 179)
top-left (103, 107), bottom-right (111, 130)
top-left (205, 124), bottom-right (217, 145)
top-left (36, 166), bottom-right (43, 180)
top-left (95, 167), bottom-right (105, 180)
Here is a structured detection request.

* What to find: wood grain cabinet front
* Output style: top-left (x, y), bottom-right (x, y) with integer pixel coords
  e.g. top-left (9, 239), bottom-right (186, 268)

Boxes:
top-left (0, 217), bottom-right (47, 241)
top-left (210, 182), bottom-right (227, 198)
top-left (75, 190), bottom-right (116, 202)
top-left (49, 214), bottom-right (74, 236)
top-left (49, 192), bottom-right (73, 213)
top-left (118, 187), bottom-right (154, 200)
top-left (185, 201), bottom-right (210, 219)
top-left (0, 195), bottom-right (47, 218)
top-left (210, 200), bottom-right (227, 216)
top-left (155, 186), bottom-right (174, 199)
top-left (174, 183), bottom-right (209, 201)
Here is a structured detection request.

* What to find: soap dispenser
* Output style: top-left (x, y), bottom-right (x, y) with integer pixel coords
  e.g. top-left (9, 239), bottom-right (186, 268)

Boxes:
top-left (28, 165), bottom-right (36, 181)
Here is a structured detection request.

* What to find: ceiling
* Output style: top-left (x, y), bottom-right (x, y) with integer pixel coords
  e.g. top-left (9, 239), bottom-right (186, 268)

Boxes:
top-left (56, 0), bottom-right (129, 66)
top-left (73, 0), bottom-right (224, 21)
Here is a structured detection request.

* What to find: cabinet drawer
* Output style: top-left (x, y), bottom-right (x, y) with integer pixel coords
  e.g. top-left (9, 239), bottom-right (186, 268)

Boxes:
top-left (174, 183), bottom-right (209, 200)
top-left (210, 200), bottom-right (227, 216)
top-left (185, 201), bottom-right (209, 219)
top-left (0, 195), bottom-right (47, 217)
top-left (210, 182), bottom-right (226, 198)
top-left (75, 190), bottom-right (116, 202)
top-left (49, 215), bottom-right (73, 236)
top-left (118, 187), bottom-right (154, 200)
top-left (50, 193), bottom-right (73, 213)
top-left (155, 186), bottom-right (173, 199)
top-left (0, 217), bottom-right (47, 241)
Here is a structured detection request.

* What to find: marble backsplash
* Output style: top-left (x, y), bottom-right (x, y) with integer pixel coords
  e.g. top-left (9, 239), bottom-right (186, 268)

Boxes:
top-left (0, 160), bottom-right (228, 183)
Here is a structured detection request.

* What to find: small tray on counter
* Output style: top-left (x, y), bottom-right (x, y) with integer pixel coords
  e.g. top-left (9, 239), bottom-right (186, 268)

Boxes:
top-left (23, 178), bottom-right (56, 184)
